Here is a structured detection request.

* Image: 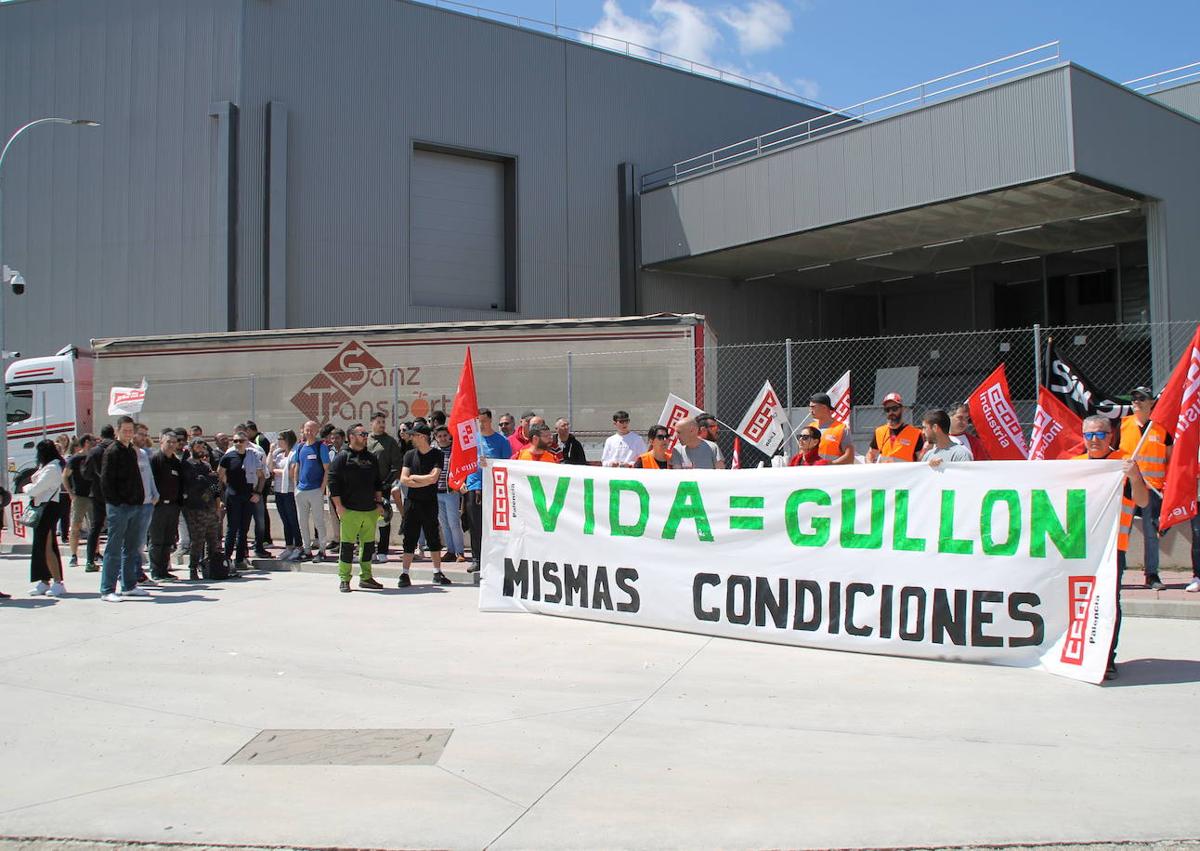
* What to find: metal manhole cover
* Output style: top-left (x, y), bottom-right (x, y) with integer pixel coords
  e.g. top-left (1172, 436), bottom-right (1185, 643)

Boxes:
top-left (226, 728), bottom-right (452, 766)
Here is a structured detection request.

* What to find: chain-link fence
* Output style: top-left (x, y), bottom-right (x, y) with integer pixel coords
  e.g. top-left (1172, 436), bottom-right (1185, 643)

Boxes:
top-left (92, 319), bottom-right (1197, 467)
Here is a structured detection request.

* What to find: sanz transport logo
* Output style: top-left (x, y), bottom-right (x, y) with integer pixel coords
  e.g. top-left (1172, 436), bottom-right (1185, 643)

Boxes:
top-left (1060, 575), bottom-right (1096, 665)
top-left (290, 340), bottom-right (449, 423)
top-left (492, 468), bottom-right (510, 531)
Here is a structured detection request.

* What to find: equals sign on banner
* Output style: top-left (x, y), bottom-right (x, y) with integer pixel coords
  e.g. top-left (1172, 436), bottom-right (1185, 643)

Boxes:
top-left (729, 495), bottom-right (765, 530)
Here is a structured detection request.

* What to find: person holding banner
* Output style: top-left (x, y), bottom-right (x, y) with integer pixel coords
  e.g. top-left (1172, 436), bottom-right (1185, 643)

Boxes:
top-left (921, 409), bottom-right (974, 467)
top-left (787, 427), bottom-right (828, 467)
top-left (464, 409), bottom-right (511, 574)
top-left (634, 427), bottom-right (672, 469)
top-left (669, 418), bottom-right (724, 469)
top-left (866, 393), bottom-right (924, 463)
top-left (601, 411), bottom-right (647, 468)
top-left (1118, 386), bottom-right (1172, 591)
top-left (807, 393), bottom-right (853, 465)
top-left (515, 423), bottom-right (560, 463)
top-left (1073, 415), bottom-right (1148, 680)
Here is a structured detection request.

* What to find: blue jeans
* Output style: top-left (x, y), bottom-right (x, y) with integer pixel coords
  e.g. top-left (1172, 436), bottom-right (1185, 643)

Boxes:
top-left (437, 491), bottom-right (464, 556)
top-left (224, 492), bottom-right (254, 562)
top-left (1139, 489), bottom-right (1163, 577)
top-left (275, 492), bottom-right (301, 548)
top-left (134, 503), bottom-right (153, 575)
top-left (101, 503), bottom-right (143, 595)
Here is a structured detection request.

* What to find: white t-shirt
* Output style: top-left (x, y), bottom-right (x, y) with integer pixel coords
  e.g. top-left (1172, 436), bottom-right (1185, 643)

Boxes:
top-left (601, 431), bottom-right (648, 466)
top-left (271, 447), bottom-right (296, 493)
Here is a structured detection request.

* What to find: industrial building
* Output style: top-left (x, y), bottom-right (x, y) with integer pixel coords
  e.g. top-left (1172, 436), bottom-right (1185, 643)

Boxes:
top-left (1, 0), bottom-right (1199, 371)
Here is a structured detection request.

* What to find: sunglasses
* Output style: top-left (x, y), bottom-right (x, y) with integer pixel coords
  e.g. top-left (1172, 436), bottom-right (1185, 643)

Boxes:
top-left (651, 433), bottom-right (669, 440)
top-left (614, 418), bottom-right (630, 423)
top-left (1083, 431), bottom-right (1109, 440)
top-left (350, 430), bottom-right (367, 437)
top-left (234, 439), bottom-right (247, 444)
top-left (883, 406), bottom-right (901, 413)
top-left (799, 433), bottom-right (820, 441)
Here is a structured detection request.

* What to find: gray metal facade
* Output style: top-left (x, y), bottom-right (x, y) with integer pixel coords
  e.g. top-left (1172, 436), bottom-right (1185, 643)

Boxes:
top-left (0, 0), bottom-right (822, 356)
top-left (1149, 80), bottom-right (1200, 119)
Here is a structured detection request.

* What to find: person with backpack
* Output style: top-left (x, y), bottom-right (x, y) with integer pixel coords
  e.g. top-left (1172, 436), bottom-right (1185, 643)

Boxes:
top-left (181, 438), bottom-right (224, 580)
top-left (82, 424), bottom-right (115, 572)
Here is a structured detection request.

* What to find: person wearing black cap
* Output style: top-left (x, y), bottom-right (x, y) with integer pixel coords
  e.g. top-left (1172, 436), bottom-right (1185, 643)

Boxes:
top-left (807, 392), bottom-right (854, 465)
top-left (398, 423), bottom-right (450, 587)
top-left (1118, 385), bottom-right (1172, 590)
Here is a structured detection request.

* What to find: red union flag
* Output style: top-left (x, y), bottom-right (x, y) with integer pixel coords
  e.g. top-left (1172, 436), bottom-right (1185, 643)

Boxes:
top-left (967, 365), bottom-right (1028, 461)
top-left (1028, 385), bottom-right (1085, 460)
top-left (1151, 324), bottom-right (1200, 532)
top-left (658, 393), bottom-right (704, 451)
top-left (731, 436), bottom-right (742, 470)
top-left (827, 370), bottom-right (851, 425)
top-left (447, 348), bottom-right (480, 490)
top-left (736, 380), bottom-right (789, 456)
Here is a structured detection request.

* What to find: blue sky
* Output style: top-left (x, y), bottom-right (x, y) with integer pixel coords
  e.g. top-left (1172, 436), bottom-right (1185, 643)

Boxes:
top-left (431, 0), bottom-right (1199, 107)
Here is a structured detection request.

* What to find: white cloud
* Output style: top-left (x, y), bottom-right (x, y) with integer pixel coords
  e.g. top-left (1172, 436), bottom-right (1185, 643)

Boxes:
top-left (717, 0), bottom-right (792, 55)
top-left (793, 77), bottom-right (820, 100)
top-left (592, 0), bottom-right (720, 66)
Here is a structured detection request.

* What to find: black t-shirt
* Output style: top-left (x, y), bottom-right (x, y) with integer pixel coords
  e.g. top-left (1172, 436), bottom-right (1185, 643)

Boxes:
top-left (403, 446), bottom-right (443, 502)
top-left (219, 451), bottom-right (253, 498)
top-left (66, 452), bottom-right (92, 499)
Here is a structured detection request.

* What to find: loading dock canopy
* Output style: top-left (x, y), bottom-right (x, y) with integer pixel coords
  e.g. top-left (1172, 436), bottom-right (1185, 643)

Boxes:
top-left (645, 177), bottom-right (1143, 289)
top-left (639, 63), bottom-right (1200, 320)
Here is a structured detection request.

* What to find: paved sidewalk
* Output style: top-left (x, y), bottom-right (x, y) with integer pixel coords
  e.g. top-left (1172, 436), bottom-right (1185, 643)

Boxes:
top-left (0, 556), bottom-right (1198, 850)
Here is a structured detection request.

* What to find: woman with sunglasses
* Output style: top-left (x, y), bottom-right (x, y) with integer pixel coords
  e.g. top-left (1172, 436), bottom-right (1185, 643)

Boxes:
top-left (634, 428), bottom-right (672, 469)
top-left (788, 427), bottom-right (829, 467)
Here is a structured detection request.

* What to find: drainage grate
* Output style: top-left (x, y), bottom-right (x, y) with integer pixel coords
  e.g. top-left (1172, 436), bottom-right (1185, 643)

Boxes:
top-left (225, 728), bottom-right (453, 766)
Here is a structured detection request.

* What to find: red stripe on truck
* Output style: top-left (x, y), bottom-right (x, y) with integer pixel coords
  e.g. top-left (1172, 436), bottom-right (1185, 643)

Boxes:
top-left (8, 421), bottom-right (75, 437)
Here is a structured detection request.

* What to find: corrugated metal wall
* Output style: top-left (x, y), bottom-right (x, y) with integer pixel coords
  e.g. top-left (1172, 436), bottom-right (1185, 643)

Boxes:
top-left (640, 66), bottom-right (1077, 265)
top-left (1149, 80), bottom-right (1200, 121)
top-left (234, 0), bottom-right (823, 331)
top-left (0, 0), bottom-right (242, 357)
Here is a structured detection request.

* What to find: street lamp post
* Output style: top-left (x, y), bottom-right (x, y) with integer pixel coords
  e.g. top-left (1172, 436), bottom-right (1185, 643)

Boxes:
top-left (0, 117), bottom-right (100, 490)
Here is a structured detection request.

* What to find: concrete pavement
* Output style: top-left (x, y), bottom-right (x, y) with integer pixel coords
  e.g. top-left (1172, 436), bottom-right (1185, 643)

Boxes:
top-left (0, 554), bottom-right (1198, 851)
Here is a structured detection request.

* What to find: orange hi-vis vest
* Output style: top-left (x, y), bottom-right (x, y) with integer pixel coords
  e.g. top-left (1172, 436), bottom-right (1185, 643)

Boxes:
top-left (810, 419), bottom-right (848, 464)
top-left (1073, 448), bottom-right (1136, 552)
top-left (874, 424), bottom-right (922, 462)
top-left (638, 451), bottom-right (668, 469)
top-left (1119, 415), bottom-right (1169, 489)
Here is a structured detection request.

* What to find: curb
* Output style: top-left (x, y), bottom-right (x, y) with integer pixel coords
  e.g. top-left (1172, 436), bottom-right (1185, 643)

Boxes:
top-left (1122, 598), bottom-right (1200, 620)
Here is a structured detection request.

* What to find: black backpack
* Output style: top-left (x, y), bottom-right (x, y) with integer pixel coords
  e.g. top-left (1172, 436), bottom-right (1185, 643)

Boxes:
top-left (202, 552), bottom-right (230, 581)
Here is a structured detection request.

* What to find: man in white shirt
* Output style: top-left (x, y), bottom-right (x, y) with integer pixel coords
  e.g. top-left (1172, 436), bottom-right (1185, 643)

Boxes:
top-left (601, 410), bottom-right (647, 468)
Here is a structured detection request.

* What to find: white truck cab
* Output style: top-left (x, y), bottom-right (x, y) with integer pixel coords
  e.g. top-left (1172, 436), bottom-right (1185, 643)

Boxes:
top-left (5, 345), bottom-right (93, 490)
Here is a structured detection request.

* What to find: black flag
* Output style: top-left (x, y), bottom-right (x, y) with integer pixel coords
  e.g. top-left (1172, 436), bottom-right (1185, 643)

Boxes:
top-left (1044, 338), bottom-right (1131, 421)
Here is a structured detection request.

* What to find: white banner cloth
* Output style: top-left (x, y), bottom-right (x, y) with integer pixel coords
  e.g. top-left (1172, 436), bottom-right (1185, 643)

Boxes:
top-left (480, 460), bottom-right (1124, 684)
top-left (107, 378), bottom-right (148, 416)
top-left (736, 380), bottom-right (789, 456)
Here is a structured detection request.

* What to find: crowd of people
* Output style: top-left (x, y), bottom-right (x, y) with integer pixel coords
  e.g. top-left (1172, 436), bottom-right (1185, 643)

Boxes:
top-left (3, 383), bottom-right (1197, 667)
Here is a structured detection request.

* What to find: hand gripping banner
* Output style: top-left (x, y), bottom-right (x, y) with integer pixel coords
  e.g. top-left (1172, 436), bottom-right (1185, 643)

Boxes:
top-left (480, 460), bottom-right (1125, 684)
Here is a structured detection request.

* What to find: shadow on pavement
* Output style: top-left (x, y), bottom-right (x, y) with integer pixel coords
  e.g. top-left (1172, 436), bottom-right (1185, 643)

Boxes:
top-left (360, 586), bottom-right (450, 596)
top-left (1111, 658), bottom-right (1200, 687)
top-left (0, 598), bottom-right (58, 608)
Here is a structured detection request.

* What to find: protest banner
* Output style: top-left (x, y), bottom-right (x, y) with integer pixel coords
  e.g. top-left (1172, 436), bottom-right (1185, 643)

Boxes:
top-left (1045, 339), bottom-right (1131, 421)
top-left (827, 370), bottom-right (851, 425)
top-left (447, 347), bottom-right (480, 490)
top-left (480, 460), bottom-right (1124, 684)
top-left (736, 380), bottom-right (789, 456)
top-left (1151, 323), bottom-right (1200, 532)
top-left (107, 378), bottom-right (148, 416)
top-left (967, 365), bottom-right (1028, 460)
top-left (1029, 385), bottom-right (1084, 461)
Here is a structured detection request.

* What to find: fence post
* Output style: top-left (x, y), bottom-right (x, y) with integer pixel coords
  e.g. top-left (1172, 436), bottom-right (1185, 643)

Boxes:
top-left (566, 351), bottom-right (574, 426)
top-left (249, 374), bottom-right (256, 423)
top-left (1032, 324), bottom-right (1042, 394)
top-left (392, 364), bottom-right (400, 430)
top-left (782, 340), bottom-right (792, 415)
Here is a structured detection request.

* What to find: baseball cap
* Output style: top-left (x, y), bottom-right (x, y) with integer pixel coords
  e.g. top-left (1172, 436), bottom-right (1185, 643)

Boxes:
top-left (409, 423), bottom-right (432, 437)
top-left (882, 392), bottom-right (903, 406)
top-left (809, 392), bottom-right (833, 407)
top-left (1130, 386), bottom-right (1155, 400)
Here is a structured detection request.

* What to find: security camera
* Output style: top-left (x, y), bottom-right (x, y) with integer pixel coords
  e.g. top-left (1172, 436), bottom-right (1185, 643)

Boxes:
top-left (10, 273), bottom-right (25, 296)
